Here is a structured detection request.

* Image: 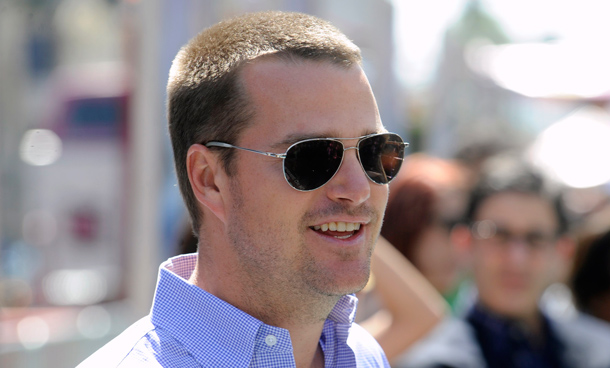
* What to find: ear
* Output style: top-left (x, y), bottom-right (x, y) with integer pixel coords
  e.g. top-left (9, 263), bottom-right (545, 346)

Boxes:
top-left (554, 234), bottom-right (577, 281)
top-left (555, 234), bottom-right (576, 262)
top-left (186, 144), bottom-right (228, 224)
top-left (451, 224), bottom-right (474, 269)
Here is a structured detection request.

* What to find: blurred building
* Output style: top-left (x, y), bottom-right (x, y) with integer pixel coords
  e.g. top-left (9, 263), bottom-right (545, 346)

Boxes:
top-left (424, 0), bottom-right (518, 158)
top-left (422, 0), bottom-right (606, 163)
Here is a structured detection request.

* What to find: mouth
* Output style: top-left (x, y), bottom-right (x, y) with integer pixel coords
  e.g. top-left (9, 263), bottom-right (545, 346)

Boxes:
top-left (498, 272), bottom-right (529, 290)
top-left (310, 222), bottom-right (362, 240)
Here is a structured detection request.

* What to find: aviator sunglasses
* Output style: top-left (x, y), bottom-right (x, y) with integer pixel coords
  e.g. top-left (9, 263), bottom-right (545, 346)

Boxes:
top-left (206, 132), bottom-right (408, 191)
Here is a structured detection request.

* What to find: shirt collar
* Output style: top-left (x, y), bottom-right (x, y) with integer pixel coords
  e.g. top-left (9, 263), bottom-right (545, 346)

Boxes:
top-left (468, 303), bottom-right (548, 336)
top-left (149, 254), bottom-right (358, 366)
top-left (467, 302), bottom-right (567, 367)
top-left (328, 293), bottom-right (358, 325)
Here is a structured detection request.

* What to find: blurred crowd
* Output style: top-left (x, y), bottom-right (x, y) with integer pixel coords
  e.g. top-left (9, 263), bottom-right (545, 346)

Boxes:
top-left (366, 147), bottom-right (610, 367)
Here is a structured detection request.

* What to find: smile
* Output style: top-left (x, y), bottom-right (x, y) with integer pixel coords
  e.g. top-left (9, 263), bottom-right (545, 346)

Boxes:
top-left (311, 222), bottom-right (362, 239)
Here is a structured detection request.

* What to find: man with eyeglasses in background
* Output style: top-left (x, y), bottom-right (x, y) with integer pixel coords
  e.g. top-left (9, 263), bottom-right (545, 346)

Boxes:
top-left (78, 11), bottom-right (408, 368)
top-left (397, 155), bottom-right (610, 368)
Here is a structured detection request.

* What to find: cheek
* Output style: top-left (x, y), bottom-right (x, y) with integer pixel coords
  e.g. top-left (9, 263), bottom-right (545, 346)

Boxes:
top-left (228, 176), bottom-right (293, 243)
top-left (238, 162), bottom-right (295, 210)
top-left (532, 254), bottom-right (559, 284)
top-left (472, 247), bottom-right (503, 278)
top-left (238, 153), bottom-right (287, 193)
top-left (372, 184), bottom-right (389, 214)
top-left (413, 233), bottom-right (443, 268)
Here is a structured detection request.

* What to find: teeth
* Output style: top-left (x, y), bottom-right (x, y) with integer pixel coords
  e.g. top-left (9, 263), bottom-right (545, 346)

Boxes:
top-left (313, 222), bottom-right (361, 233)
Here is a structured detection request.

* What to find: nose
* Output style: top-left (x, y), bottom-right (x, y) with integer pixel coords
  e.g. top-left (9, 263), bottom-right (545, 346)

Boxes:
top-left (505, 238), bottom-right (530, 264)
top-left (325, 147), bottom-right (371, 205)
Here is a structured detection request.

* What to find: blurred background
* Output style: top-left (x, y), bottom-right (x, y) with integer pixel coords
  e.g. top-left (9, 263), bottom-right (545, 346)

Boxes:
top-left (1, 0), bottom-right (609, 366)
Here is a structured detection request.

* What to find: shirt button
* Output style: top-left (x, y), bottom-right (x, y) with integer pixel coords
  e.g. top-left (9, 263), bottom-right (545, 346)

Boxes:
top-left (265, 334), bottom-right (277, 347)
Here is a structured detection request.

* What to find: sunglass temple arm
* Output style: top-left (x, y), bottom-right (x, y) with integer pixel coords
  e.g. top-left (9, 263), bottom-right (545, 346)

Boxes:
top-left (205, 142), bottom-right (287, 159)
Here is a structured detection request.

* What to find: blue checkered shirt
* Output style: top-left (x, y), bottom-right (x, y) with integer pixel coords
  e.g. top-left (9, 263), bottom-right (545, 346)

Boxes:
top-left (78, 254), bottom-right (390, 367)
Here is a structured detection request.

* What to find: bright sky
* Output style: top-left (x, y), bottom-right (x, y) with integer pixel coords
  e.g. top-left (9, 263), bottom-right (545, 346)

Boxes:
top-left (391, 0), bottom-right (610, 188)
top-left (391, 0), bottom-right (610, 88)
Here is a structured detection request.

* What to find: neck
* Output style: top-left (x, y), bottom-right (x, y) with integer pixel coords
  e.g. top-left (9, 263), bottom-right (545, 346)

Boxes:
top-left (289, 323), bottom-right (326, 368)
top-left (190, 240), bottom-right (337, 368)
top-left (476, 301), bottom-right (544, 337)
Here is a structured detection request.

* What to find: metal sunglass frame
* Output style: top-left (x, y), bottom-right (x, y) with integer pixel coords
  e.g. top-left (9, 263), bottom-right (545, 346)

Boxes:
top-left (205, 132), bottom-right (409, 191)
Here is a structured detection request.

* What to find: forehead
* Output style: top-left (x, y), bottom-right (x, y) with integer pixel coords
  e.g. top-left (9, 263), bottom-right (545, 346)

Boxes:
top-left (237, 57), bottom-right (382, 144)
top-left (475, 192), bottom-right (559, 231)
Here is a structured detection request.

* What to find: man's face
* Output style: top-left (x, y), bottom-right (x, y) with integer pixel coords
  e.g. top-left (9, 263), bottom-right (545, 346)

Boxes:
top-left (469, 192), bottom-right (562, 319)
top-left (222, 59), bottom-right (387, 303)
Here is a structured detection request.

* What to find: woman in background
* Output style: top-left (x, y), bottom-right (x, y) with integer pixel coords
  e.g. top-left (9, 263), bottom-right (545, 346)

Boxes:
top-left (381, 153), bottom-right (470, 311)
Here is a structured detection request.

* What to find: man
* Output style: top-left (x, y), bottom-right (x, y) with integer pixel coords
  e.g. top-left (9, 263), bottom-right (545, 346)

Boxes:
top-left (398, 156), bottom-right (610, 368)
top-left (78, 11), bottom-right (408, 367)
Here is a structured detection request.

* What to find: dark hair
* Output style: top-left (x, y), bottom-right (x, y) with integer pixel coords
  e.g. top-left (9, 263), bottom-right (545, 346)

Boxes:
top-left (381, 179), bottom-right (436, 262)
top-left (167, 11), bottom-right (361, 233)
top-left (571, 229), bottom-right (610, 314)
top-left (380, 153), bottom-right (468, 263)
top-left (464, 155), bottom-right (569, 234)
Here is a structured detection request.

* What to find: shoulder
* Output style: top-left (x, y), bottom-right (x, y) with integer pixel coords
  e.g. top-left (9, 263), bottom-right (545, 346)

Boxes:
top-left (77, 317), bottom-right (156, 367)
top-left (76, 317), bottom-right (198, 368)
top-left (347, 323), bottom-right (390, 367)
top-left (393, 317), bottom-right (486, 368)
top-left (551, 312), bottom-right (610, 368)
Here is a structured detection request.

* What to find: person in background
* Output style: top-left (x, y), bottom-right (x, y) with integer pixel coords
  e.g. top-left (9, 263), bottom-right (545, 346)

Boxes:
top-left (78, 11), bottom-right (410, 367)
top-left (397, 155), bottom-right (610, 368)
top-left (381, 153), bottom-right (470, 312)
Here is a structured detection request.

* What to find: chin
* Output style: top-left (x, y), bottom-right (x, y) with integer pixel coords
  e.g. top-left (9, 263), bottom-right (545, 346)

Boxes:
top-left (485, 295), bottom-right (537, 319)
top-left (312, 265), bottom-right (370, 297)
top-left (341, 276), bottom-right (370, 295)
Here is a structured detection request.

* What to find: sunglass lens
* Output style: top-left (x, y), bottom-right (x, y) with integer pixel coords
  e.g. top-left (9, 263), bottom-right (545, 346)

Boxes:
top-left (284, 140), bottom-right (343, 191)
top-left (358, 134), bottom-right (405, 184)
